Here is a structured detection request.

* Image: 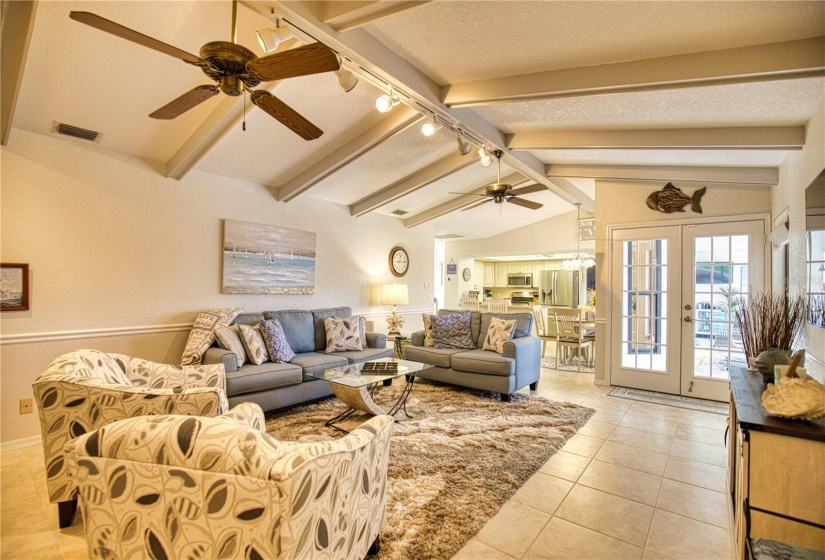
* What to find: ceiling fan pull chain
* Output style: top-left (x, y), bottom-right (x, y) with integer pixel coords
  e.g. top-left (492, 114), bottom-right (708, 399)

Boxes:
top-left (242, 91), bottom-right (247, 131)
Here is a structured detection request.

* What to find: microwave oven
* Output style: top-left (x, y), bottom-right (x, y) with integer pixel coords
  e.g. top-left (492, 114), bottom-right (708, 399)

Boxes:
top-left (507, 273), bottom-right (533, 287)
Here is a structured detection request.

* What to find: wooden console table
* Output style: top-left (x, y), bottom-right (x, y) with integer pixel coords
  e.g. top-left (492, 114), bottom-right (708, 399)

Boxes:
top-left (728, 367), bottom-right (825, 557)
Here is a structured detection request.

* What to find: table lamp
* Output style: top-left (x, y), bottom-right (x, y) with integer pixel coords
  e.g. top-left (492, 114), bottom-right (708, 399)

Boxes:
top-left (381, 283), bottom-right (409, 336)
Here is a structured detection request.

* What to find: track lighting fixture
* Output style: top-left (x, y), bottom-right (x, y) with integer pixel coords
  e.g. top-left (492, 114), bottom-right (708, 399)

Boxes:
top-left (478, 146), bottom-right (493, 167)
top-left (256, 17), bottom-right (292, 53)
top-left (456, 132), bottom-right (471, 155)
top-left (334, 59), bottom-right (358, 92)
top-left (375, 85), bottom-right (400, 113)
top-left (421, 115), bottom-right (443, 137)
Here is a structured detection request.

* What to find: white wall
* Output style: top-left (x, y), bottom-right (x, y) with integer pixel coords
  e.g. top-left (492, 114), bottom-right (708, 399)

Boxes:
top-left (0, 129), bottom-right (435, 442)
top-left (772, 93), bottom-right (825, 382)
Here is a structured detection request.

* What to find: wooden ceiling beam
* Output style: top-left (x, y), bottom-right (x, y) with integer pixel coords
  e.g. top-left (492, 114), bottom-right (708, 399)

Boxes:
top-left (443, 36), bottom-right (825, 107)
top-left (1, 0), bottom-right (38, 146)
top-left (322, 1), bottom-right (432, 32)
top-left (508, 126), bottom-right (806, 150)
top-left (546, 164), bottom-right (779, 185)
top-left (350, 151), bottom-right (477, 217)
top-left (403, 173), bottom-right (526, 227)
top-left (277, 107), bottom-right (421, 201)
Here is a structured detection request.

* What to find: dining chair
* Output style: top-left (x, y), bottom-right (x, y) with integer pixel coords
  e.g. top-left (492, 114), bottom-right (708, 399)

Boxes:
top-left (460, 297), bottom-right (481, 310)
top-left (487, 298), bottom-right (510, 313)
top-left (531, 305), bottom-right (556, 358)
top-left (554, 308), bottom-right (594, 372)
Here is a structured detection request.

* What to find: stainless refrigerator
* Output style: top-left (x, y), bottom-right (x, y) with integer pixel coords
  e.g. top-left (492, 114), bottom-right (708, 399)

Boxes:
top-left (538, 269), bottom-right (579, 307)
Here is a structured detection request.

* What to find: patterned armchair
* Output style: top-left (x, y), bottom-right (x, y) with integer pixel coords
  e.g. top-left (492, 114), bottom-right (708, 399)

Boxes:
top-left (32, 349), bottom-right (228, 527)
top-left (67, 405), bottom-right (393, 560)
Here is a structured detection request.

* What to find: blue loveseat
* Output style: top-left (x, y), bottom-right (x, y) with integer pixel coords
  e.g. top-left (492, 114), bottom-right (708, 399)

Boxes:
top-left (203, 307), bottom-right (393, 412)
top-left (403, 309), bottom-right (542, 401)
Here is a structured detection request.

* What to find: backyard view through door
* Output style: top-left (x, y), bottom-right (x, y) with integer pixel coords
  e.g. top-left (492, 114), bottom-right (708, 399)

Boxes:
top-left (611, 219), bottom-right (766, 401)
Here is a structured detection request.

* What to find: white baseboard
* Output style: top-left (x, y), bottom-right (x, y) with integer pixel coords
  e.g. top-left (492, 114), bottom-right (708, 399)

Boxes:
top-left (1, 435), bottom-right (40, 452)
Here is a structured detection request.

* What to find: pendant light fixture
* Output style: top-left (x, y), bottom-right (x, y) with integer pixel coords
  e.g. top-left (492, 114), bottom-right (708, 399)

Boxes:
top-left (562, 203), bottom-right (595, 269)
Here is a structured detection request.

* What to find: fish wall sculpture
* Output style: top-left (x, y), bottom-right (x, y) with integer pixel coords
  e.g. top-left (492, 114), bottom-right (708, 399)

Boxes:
top-left (646, 183), bottom-right (706, 214)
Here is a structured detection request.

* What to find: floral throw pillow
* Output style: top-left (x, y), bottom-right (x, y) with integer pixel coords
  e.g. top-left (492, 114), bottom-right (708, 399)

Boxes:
top-left (432, 311), bottom-right (475, 349)
top-left (238, 323), bottom-right (269, 365)
top-left (260, 319), bottom-right (296, 364)
top-left (181, 307), bottom-right (243, 365)
top-left (482, 317), bottom-right (517, 354)
top-left (214, 324), bottom-right (247, 367)
top-left (324, 316), bottom-right (363, 353)
top-left (422, 314), bottom-right (437, 347)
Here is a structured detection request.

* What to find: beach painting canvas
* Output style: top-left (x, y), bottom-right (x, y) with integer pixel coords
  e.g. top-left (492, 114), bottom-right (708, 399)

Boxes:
top-left (1, 263), bottom-right (30, 311)
top-left (222, 220), bottom-right (316, 295)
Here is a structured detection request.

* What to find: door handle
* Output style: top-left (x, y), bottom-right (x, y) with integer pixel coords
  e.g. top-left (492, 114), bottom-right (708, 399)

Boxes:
top-left (684, 316), bottom-right (692, 323)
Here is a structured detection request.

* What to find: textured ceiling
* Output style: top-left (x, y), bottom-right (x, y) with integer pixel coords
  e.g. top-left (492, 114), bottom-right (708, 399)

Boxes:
top-left (363, 1), bottom-right (825, 85)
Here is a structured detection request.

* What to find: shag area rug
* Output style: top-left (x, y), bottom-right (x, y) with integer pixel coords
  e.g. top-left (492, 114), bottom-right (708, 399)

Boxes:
top-left (541, 356), bottom-right (595, 373)
top-left (608, 386), bottom-right (728, 415)
top-left (265, 379), bottom-right (594, 560)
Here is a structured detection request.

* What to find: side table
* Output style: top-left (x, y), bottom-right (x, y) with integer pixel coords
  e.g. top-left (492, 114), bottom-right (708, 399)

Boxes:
top-left (389, 335), bottom-right (410, 359)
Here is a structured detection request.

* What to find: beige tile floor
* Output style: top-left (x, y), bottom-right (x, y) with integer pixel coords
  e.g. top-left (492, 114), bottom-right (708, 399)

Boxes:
top-left (0, 364), bottom-right (733, 560)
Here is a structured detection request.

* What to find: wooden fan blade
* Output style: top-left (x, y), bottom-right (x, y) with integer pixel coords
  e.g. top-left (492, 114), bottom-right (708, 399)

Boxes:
top-left (251, 90), bottom-right (323, 140)
top-left (449, 192), bottom-right (486, 196)
top-left (246, 43), bottom-right (339, 82)
top-left (508, 197), bottom-right (543, 210)
top-left (508, 183), bottom-right (546, 196)
top-left (149, 85), bottom-right (220, 119)
top-left (69, 12), bottom-right (202, 65)
top-left (461, 198), bottom-right (493, 211)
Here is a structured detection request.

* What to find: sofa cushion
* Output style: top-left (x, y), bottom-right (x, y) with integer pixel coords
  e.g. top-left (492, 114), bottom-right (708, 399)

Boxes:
top-left (337, 347), bottom-right (395, 364)
top-left (477, 312), bottom-right (533, 348)
top-left (214, 325), bottom-right (246, 367)
top-left (225, 362), bottom-right (303, 396)
top-left (422, 314), bottom-right (436, 347)
top-left (439, 309), bottom-right (482, 345)
top-left (403, 345), bottom-right (467, 368)
top-left (482, 317), bottom-right (517, 354)
top-left (232, 313), bottom-right (265, 326)
top-left (432, 311), bottom-right (475, 349)
top-left (311, 307), bottom-right (352, 351)
top-left (324, 316), bottom-right (363, 352)
top-left (264, 310), bottom-right (315, 354)
top-left (181, 307), bottom-right (243, 365)
top-left (260, 319), bottom-right (296, 363)
top-left (238, 324), bottom-right (269, 365)
top-left (289, 352), bottom-right (348, 374)
top-left (451, 349), bottom-right (515, 376)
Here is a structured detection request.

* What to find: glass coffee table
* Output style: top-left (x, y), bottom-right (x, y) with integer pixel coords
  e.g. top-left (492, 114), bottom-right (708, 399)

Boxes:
top-left (306, 358), bottom-right (433, 432)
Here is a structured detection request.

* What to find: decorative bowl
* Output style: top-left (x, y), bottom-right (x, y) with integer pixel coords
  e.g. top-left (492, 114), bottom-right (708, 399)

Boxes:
top-left (754, 348), bottom-right (793, 383)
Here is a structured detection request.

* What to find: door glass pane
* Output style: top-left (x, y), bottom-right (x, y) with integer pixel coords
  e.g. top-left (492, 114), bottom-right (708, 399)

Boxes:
top-left (692, 234), bottom-right (751, 381)
top-left (621, 239), bottom-right (668, 371)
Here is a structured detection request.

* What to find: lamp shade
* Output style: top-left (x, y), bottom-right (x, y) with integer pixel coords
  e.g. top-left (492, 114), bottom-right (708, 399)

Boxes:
top-left (381, 283), bottom-right (409, 306)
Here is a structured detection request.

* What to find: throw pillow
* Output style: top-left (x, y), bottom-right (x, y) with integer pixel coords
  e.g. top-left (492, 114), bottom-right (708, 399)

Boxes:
top-left (482, 317), bottom-right (518, 354)
top-left (214, 324), bottom-right (247, 367)
top-left (324, 316), bottom-right (364, 352)
top-left (238, 323), bottom-right (269, 365)
top-left (181, 307), bottom-right (243, 365)
top-left (432, 311), bottom-right (475, 349)
top-left (260, 319), bottom-right (296, 364)
top-left (335, 314), bottom-right (367, 348)
top-left (422, 314), bottom-right (437, 347)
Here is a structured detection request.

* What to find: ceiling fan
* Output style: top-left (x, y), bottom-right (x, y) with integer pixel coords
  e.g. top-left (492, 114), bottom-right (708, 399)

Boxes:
top-left (460, 151), bottom-right (546, 211)
top-left (68, 0), bottom-right (340, 140)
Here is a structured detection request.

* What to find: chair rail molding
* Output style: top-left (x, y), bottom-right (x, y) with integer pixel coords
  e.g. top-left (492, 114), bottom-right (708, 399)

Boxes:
top-left (0, 323), bottom-right (195, 345)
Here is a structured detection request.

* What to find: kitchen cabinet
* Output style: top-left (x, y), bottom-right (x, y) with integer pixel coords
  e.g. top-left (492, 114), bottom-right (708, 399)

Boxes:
top-left (474, 261), bottom-right (484, 288)
top-left (483, 263), bottom-right (495, 286)
top-left (728, 368), bottom-right (825, 557)
top-left (532, 261), bottom-right (546, 272)
top-left (494, 263), bottom-right (508, 287)
top-left (508, 261), bottom-right (533, 274)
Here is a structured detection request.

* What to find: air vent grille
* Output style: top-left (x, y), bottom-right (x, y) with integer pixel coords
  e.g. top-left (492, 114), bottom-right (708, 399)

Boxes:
top-left (391, 209), bottom-right (408, 216)
top-left (769, 222), bottom-right (790, 247)
top-left (53, 122), bottom-right (101, 142)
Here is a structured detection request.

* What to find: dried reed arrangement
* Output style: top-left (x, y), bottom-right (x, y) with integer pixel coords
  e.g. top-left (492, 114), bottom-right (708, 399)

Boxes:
top-left (734, 292), bottom-right (807, 363)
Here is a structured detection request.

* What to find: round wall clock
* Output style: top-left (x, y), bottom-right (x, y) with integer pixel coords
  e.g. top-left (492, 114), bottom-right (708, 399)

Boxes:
top-left (463, 267), bottom-right (471, 281)
top-left (389, 246), bottom-right (409, 277)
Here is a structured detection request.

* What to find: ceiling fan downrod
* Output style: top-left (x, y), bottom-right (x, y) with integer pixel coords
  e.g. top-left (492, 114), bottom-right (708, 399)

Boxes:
top-left (231, 0), bottom-right (238, 44)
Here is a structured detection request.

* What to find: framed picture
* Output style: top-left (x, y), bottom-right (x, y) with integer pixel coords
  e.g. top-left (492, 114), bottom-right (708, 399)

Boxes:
top-left (578, 218), bottom-right (596, 242)
top-left (222, 219), bottom-right (316, 295)
top-left (1, 263), bottom-right (30, 311)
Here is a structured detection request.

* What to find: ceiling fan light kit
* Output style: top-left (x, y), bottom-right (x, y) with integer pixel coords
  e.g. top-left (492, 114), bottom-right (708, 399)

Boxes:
top-left (460, 150), bottom-right (544, 212)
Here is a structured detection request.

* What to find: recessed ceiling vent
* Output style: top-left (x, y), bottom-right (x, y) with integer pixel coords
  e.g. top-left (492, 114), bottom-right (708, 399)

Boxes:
top-left (52, 122), bottom-right (102, 143)
top-left (391, 209), bottom-right (408, 216)
top-left (434, 233), bottom-right (464, 239)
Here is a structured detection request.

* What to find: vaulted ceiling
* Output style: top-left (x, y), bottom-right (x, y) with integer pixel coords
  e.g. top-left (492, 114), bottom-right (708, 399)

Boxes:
top-left (3, 1), bottom-right (824, 240)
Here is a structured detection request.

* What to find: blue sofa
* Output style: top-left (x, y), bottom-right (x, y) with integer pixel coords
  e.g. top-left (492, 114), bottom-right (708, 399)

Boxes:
top-left (203, 307), bottom-right (393, 412)
top-left (403, 309), bottom-right (541, 401)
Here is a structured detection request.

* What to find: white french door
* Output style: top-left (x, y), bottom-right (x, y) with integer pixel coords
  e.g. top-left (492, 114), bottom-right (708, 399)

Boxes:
top-left (610, 219), bottom-right (767, 401)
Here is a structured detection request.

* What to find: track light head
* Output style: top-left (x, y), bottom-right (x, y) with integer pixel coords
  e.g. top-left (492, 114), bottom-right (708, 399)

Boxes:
top-left (478, 146), bottom-right (493, 167)
top-left (375, 86), bottom-right (399, 113)
top-left (421, 115), bottom-right (443, 137)
top-left (456, 133), bottom-right (471, 155)
top-left (335, 68), bottom-right (358, 92)
top-left (255, 21), bottom-right (292, 53)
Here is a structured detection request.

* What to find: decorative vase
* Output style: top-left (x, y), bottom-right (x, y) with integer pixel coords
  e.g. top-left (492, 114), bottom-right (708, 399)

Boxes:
top-left (754, 349), bottom-right (793, 383)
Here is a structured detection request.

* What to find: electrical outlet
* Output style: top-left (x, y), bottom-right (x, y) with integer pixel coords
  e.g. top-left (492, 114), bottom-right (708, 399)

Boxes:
top-left (19, 398), bottom-right (33, 414)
